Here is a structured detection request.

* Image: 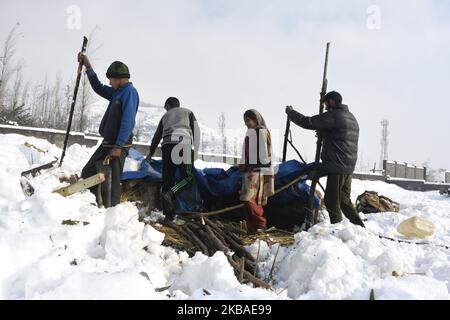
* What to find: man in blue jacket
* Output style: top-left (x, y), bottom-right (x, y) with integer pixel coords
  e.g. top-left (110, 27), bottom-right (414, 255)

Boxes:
top-left (78, 53), bottom-right (139, 207)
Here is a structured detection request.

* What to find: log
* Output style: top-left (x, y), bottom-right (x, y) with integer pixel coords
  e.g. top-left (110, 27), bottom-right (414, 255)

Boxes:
top-left (223, 232), bottom-right (255, 263)
top-left (203, 217), bottom-right (220, 232)
top-left (219, 229), bottom-right (245, 246)
top-left (226, 255), bottom-right (271, 289)
top-left (223, 228), bottom-right (245, 246)
top-left (203, 224), bottom-right (259, 282)
top-left (204, 225), bottom-right (229, 253)
top-left (254, 239), bottom-right (261, 277)
top-left (185, 221), bottom-right (202, 232)
top-left (182, 224), bottom-right (209, 256)
top-left (53, 173), bottom-right (105, 197)
top-left (161, 219), bottom-right (193, 246)
top-left (160, 218), bottom-right (271, 289)
top-left (204, 218), bottom-right (228, 245)
top-left (196, 228), bottom-right (216, 254)
top-left (218, 221), bottom-right (248, 236)
top-left (195, 218), bottom-right (256, 268)
top-left (204, 218), bottom-right (255, 262)
top-left (268, 244), bottom-right (281, 282)
top-left (239, 257), bottom-right (245, 283)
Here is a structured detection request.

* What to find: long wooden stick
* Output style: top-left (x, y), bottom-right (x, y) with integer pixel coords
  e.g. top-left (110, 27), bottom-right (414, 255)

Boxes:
top-left (226, 255), bottom-right (272, 289)
top-left (286, 138), bottom-right (325, 193)
top-left (60, 36), bottom-right (88, 166)
top-left (177, 172), bottom-right (308, 218)
top-left (268, 244), bottom-right (281, 282)
top-left (306, 42), bottom-right (330, 229)
top-left (282, 116), bottom-right (290, 162)
top-left (253, 239), bottom-right (261, 277)
top-left (239, 257), bottom-right (245, 283)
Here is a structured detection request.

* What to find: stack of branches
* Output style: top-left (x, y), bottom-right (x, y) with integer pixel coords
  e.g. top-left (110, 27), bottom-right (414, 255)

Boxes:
top-left (149, 218), bottom-right (295, 250)
top-left (146, 216), bottom-right (275, 289)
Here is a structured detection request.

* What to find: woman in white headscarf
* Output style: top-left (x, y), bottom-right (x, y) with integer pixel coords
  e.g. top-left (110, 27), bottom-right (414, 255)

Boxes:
top-left (239, 109), bottom-right (275, 234)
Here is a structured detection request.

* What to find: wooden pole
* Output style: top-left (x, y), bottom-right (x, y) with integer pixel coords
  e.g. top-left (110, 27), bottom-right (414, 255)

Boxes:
top-left (60, 36), bottom-right (88, 166)
top-left (282, 116), bottom-right (290, 162)
top-left (306, 42), bottom-right (330, 229)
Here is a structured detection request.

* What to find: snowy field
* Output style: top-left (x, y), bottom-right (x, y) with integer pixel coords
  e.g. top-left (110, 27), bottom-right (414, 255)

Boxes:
top-left (0, 133), bottom-right (449, 300)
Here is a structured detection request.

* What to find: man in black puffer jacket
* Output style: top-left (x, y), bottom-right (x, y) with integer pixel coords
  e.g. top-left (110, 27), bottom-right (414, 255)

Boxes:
top-left (285, 91), bottom-right (365, 227)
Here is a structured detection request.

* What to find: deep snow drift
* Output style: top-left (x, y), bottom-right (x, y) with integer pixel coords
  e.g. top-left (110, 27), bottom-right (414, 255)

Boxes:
top-left (0, 133), bottom-right (449, 300)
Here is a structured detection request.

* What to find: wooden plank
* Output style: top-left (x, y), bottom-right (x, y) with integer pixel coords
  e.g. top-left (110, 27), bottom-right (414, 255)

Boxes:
top-left (53, 173), bottom-right (105, 197)
top-left (24, 142), bottom-right (47, 154)
top-left (21, 160), bottom-right (57, 177)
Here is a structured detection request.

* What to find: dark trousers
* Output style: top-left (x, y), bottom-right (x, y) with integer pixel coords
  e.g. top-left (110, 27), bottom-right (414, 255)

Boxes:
top-left (81, 144), bottom-right (128, 207)
top-left (324, 174), bottom-right (365, 227)
top-left (161, 143), bottom-right (194, 212)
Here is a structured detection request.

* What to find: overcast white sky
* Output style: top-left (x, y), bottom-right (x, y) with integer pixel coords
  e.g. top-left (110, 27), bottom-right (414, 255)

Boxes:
top-left (1, 0), bottom-right (449, 170)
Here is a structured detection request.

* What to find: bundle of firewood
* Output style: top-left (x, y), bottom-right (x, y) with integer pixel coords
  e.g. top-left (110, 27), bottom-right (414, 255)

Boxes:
top-left (159, 217), bottom-right (271, 289)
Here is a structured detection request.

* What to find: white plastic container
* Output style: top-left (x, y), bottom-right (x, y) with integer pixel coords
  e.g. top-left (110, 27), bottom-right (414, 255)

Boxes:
top-left (397, 216), bottom-right (435, 239)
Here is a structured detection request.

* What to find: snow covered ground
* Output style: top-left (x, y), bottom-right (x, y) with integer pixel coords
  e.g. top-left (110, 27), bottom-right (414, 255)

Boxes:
top-left (0, 133), bottom-right (449, 300)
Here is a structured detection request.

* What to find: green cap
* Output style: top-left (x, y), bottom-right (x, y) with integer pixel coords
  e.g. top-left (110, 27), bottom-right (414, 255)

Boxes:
top-left (106, 61), bottom-right (130, 79)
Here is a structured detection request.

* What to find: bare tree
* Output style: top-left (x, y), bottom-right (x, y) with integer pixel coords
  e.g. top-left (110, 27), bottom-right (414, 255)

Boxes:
top-left (9, 61), bottom-right (23, 109)
top-left (219, 112), bottom-right (227, 155)
top-left (134, 111), bottom-right (144, 142)
top-left (78, 26), bottom-right (102, 132)
top-left (63, 80), bottom-right (74, 116)
top-left (0, 51), bottom-right (34, 126)
top-left (49, 73), bottom-right (63, 129)
top-left (30, 83), bottom-right (42, 122)
top-left (0, 23), bottom-right (81, 128)
top-left (233, 136), bottom-right (239, 156)
top-left (201, 131), bottom-right (206, 153)
top-left (0, 23), bottom-right (21, 108)
top-left (40, 75), bottom-right (50, 126)
top-left (0, 23), bottom-right (29, 124)
top-left (27, 75), bottom-right (75, 129)
top-left (8, 61), bottom-right (32, 125)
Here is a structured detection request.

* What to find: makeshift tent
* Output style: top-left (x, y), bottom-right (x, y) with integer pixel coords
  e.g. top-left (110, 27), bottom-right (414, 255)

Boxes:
top-left (122, 148), bottom-right (319, 213)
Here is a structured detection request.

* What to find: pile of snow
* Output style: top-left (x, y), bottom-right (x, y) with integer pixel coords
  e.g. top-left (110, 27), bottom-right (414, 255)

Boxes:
top-left (246, 179), bottom-right (450, 300)
top-left (0, 134), bottom-right (275, 300)
top-left (0, 133), bottom-right (449, 300)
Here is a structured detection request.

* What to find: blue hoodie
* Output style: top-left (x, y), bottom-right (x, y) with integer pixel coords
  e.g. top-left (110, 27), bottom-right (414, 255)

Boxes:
top-left (86, 69), bottom-right (139, 147)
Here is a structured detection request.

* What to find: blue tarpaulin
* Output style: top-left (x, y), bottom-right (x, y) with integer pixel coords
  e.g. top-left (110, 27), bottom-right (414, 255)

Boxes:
top-left (122, 148), bottom-right (320, 211)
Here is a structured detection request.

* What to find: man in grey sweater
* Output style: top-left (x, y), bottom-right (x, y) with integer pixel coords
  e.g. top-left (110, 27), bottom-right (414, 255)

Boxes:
top-left (286, 91), bottom-right (365, 227)
top-left (146, 97), bottom-right (200, 220)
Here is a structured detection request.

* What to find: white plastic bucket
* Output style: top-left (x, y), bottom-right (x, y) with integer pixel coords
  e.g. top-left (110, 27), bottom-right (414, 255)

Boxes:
top-left (397, 216), bottom-right (435, 239)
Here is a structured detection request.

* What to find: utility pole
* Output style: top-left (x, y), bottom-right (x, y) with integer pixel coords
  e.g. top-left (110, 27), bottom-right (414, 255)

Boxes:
top-left (379, 119), bottom-right (389, 170)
